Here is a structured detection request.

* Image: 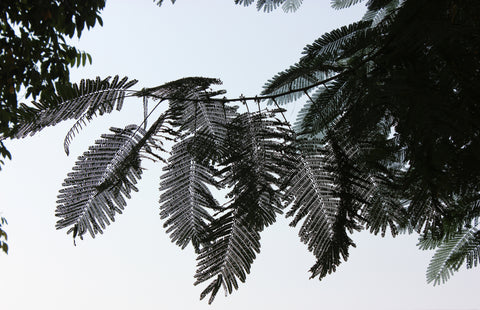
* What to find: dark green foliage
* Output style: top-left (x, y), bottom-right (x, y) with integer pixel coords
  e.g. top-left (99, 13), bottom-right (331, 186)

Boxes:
top-left (263, 0), bottom-right (480, 284)
top-left (0, 0), bottom-right (106, 166)
top-left (11, 76), bottom-right (138, 154)
top-left (285, 138), bottom-right (357, 279)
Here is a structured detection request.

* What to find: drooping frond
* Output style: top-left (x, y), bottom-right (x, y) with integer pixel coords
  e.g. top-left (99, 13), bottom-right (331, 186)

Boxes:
top-left (330, 0), bottom-right (365, 10)
top-left (195, 211), bottom-right (260, 304)
top-left (285, 137), bottom-right (360, 279)
top-left (195, 110), bottom-right (296, 303)
top-left (281, 0), bottom-right (303, 13)
top-left (219, 111), bottom-right (296, 228)
top-left (301, 21), bottom-right (371, 59)
top-left (261, 62), bottom-right (336, 105)
top-left (234, 0), bottom-right (255, 7)
top-left (358, 176), bottom-right (406, 237)
top-left (297, 107), bottom-right (406, 240)
top-left (159, 137), bottom-right (220, 251)
top-left (56, 116), bottom-right (168, 241)
top-left (156, 78), bottom-right (234, 251)
top-left (255, 0), bottom-right (282, 12)
top-left (171, 98), bottom-right (236, 158)
top-left (301, 76), bottom-right (350, 135)
top-left (362, 0), bottom-right (401, 26)
top-left (234, 0), bottom-right (302, 13)
top-left (141, 77), bottom-right (228, 132)
top-left (422, 227), bottom-right (480, 285)
top-left (12, 76), bottom-right (137, 154)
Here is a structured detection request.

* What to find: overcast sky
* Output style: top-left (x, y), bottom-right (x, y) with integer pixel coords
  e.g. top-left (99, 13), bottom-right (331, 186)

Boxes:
top-left (1, 1), bottom-right (479, 310)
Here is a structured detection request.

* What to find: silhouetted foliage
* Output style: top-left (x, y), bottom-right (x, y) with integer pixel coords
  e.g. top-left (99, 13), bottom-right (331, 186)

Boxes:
top-left (0, 0), bottom-right (106, 166)
top-left (0, 217), bottom-right (7, 254)
top-left (2, 0), bottom-right (480, 303)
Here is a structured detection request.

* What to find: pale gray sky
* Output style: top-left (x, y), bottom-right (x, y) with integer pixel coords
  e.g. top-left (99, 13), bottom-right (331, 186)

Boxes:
top-left (1, 1), bottom-right (479, 309)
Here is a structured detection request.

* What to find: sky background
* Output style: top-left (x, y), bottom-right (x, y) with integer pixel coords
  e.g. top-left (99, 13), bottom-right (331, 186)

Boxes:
top-left (1, 1), bottom-right (479, 309)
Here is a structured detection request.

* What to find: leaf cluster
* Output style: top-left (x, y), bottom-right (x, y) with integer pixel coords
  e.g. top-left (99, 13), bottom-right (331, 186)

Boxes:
top-left (262, 0), bottom-right (480, 284)
top-left (0, 0), bottom-right (105, 165)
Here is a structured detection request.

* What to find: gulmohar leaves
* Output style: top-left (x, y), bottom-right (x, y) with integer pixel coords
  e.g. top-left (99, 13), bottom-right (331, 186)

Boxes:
top-left (3, 0), bottom-right (480, 303)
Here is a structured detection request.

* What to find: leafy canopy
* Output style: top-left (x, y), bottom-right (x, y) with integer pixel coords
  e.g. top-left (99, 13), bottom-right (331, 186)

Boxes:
top-left (0, 0), bottom-right (105, 166)
top-left (2, 0), bottom-right (480, 303)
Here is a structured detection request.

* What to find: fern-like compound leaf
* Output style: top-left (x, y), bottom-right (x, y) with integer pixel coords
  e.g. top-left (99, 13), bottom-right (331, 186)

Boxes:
top-left (282, 0), bottom-right (303, 13)
top-left (301, 21), bottom-right (371, 59)
top-left (234, 0), bottom-right (303, 13)
top-left (159, 137), bottom-right (220, 251)
top-left (56, 116), bottom-right (168, 241)
top-left (256, 0), bottom-right (285, 12)
top-left (195, 211), bottom-right (260, 304)
top-left (261, 61), bottom-right (334, 105)
top-left (11, 76), bottom-right (138, 154)
top-left (330, 0), bottom-right (365, 10)
top-left (195, 111), bottom-right (296, 303)
top-left (234, 0), bottom-right (255, 6)
top-left (157, 77), bottom-right (234, 251)
top-left (285, 138), bottom-right (351, 279)
top-left (286, 135), bottom-right (382, 279)
top-left (425, 227), bottom-right (480, 285)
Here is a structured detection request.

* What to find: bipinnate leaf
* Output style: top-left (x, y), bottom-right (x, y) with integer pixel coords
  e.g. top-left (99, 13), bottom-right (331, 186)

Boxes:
top-left (56, 117), bottom-right (167, 241)
top-left (425, 227), bottom-right (480, 285)
top-left (194, 111), bottom-right (296, 303)
top-left (11, 76), bottom-right (137, 154)
top-left (159, 137), bottom-right (220, 251)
